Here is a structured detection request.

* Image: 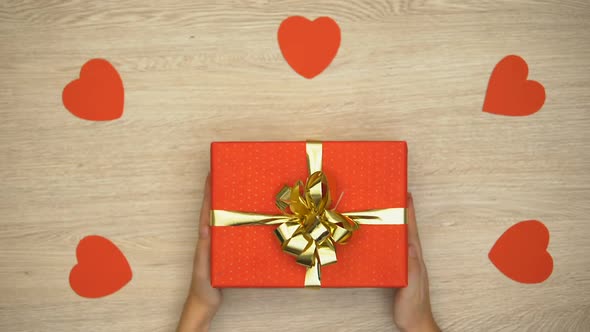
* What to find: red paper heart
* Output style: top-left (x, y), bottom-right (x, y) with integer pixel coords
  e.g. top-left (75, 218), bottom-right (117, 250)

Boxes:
top-left (69, 235), bottom-right (132, 298)
top-left (62, 59), bottom-right (124, 121)
top-left (483, 55), bottom-right (545, 116)
top-left (489, 220), bottom-right (553, 284)
top-left (277, 16), bottom-right (341, 79)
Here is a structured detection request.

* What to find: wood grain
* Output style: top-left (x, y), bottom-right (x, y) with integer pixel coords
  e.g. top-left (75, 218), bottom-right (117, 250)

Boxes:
top-left (1, 0), bottom-right (589, 331)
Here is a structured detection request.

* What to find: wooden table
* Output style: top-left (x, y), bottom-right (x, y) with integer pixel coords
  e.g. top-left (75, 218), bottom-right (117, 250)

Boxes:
top-left (1, 1), bottom-right (589, 331)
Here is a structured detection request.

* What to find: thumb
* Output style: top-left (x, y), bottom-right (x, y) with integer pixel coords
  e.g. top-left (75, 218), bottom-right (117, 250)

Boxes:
top-left (407, 243), bottom-right (424, 285)
top-left (395, 243), bottom-right (424, 304)
top-left (195, 176), bottom-right (212, 277)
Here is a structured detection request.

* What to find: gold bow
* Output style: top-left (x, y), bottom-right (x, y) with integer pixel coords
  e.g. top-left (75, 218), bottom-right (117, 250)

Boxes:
top-left (211, 141), bottom-right (405, 287)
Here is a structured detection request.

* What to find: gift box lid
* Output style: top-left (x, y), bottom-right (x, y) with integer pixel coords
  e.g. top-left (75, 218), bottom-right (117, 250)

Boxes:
top-left (210, 141), bottom-right (407, 288)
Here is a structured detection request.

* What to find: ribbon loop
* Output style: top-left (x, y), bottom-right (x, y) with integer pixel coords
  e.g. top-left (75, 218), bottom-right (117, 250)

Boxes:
top-left (269, 168), bottom-right (360, 286)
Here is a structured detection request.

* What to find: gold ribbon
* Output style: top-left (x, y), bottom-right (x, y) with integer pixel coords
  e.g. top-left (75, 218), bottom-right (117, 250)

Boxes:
top-left (211, 141), bottom-right (405, 287)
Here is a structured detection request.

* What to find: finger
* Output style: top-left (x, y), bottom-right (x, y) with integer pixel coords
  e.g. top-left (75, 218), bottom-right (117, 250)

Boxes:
top-left (199, 174), bottom-right (212, 236)
top-left (195, 175), bottom-right (212, 276)
top-left (406, 193), bottom-right (423, 259)
top-left (406, 243), bottom-right (424, 287)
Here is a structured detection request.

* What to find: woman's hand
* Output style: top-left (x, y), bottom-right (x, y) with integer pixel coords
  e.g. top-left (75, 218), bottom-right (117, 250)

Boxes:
top-left (177, 176), bottom-right (222, 332)
top-left (393, 194), bottom-right (440, 332)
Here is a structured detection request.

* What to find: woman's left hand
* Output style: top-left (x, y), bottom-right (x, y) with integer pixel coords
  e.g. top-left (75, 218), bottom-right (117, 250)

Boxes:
top-left (177, 176), bottom-right (222, 332)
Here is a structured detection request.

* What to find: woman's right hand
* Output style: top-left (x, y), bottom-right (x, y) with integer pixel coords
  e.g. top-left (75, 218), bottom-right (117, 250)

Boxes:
top-left (393, 194), bottom-right (440, 332)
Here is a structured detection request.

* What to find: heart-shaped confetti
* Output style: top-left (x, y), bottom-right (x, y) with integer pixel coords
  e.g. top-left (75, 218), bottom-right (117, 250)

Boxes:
top-left (483, 55), bottom-right (545, 116)
top-left (69, 235), bottom-right (132, 298)
top-left (62, 59), bottom-right (124, 121)
top-left (277, 16), bottom-right (341, 79)
top-left (489, 220), bottom-right (553, 283)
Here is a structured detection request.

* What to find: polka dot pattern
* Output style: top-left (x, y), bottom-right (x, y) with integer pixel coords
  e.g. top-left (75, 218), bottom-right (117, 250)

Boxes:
top-left (210, 141), bottom-right (407, 287)
top-left (211, 142), bottom-right (308, 213)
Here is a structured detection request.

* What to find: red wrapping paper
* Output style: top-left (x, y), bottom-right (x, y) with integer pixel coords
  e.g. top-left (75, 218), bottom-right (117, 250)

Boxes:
top-left (210, 141), bottom-right (407, 287)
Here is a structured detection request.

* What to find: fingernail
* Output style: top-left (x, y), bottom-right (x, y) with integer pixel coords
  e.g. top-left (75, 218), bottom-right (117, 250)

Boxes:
top-left (408, 192), bottom-right (413, 200)
top-left (408, 244), bottom-right (417, 258)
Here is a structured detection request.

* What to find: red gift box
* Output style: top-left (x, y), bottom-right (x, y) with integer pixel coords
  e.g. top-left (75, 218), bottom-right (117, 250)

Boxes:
top-left (210, 141), bottom-right (407, 288)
